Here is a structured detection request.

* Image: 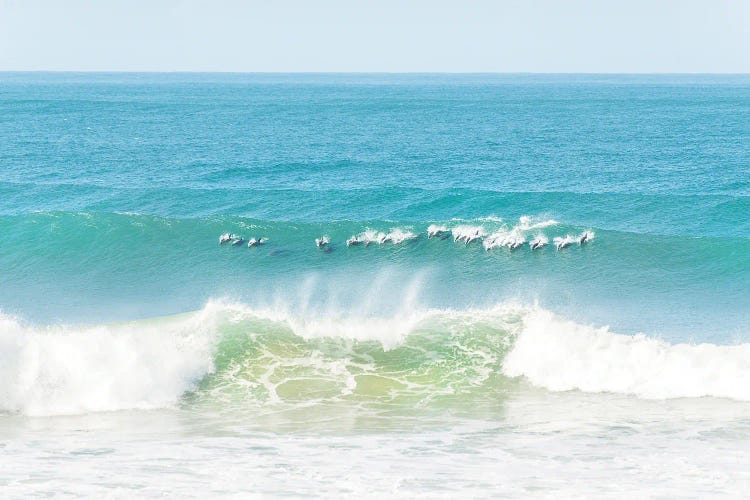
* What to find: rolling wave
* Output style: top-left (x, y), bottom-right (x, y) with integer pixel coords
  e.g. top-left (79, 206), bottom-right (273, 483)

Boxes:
top-left (2, 300), bottom-right (749, 417)
top-left (0, 186), bottom-right (747, 238)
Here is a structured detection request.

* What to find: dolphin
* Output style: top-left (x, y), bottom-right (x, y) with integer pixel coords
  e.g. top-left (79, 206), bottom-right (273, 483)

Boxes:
top-left (248, 237), bottom-right (267, 247)
top-left (529, 238), bottom-right (546, 250)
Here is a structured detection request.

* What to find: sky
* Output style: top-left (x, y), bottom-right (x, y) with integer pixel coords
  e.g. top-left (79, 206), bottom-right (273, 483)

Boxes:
top-left (0, 0), bottom-right (748, 73)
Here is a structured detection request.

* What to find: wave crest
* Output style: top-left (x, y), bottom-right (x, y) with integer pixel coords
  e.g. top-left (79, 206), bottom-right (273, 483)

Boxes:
top-left (503, 309), bottom-right (750, 400)
top-left (0, 309), bottom-right (218, 416)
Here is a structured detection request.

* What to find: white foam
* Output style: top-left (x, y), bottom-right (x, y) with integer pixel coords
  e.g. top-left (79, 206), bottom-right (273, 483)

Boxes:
top-left (427, 224), bottom-right (449, 238)
top-left (346, 235), bottom-right (363, 246)
top-left (578, 230), bottom-right (595, 244)
top-left (384, 228), bottom-right (418, 245)
top-left (483, 230), bottom-right (526, 250)
top-left (0, 309), bottom-right (219, 416)
top-left (345, 229), bottom-right (384, 246)
top-left (482, 232), bottom-right (503, 250)
top-left (348, 228), bottom-right (417, 246)
top-left (517, 216), bottom-right (558, 230)
top-left (364, 229), bottom-right (388, 244)
top-left (503, 308), bottom-right (750, 401)
top-left (553, 234), bottom-right (575, 250)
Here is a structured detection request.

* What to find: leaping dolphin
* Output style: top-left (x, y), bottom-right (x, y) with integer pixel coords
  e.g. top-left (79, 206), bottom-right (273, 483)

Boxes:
top-left (427, 225), bottom-right (448, 239)
top-left (508, 238), bottom-right (525, 250)
top-left (529, 238), bottom-right (546, 250)
top-left (464, 229), bottom-right (483, 244)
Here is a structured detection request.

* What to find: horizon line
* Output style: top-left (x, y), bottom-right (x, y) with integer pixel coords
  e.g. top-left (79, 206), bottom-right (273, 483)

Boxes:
top-left (1, 70), bottom-right (750, 76)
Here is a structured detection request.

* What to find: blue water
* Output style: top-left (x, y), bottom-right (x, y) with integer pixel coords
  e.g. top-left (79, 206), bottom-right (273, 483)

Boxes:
top-left (0, 73), bottom-right (748, 339)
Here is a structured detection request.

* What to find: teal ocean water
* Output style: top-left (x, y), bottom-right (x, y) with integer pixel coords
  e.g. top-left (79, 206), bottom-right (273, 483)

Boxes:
top-left (1, 73), bottom-right (750, 497)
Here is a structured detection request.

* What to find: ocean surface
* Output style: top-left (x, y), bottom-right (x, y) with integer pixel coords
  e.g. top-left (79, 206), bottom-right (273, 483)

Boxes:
top-left (1, 73), bottom-right (749, 497)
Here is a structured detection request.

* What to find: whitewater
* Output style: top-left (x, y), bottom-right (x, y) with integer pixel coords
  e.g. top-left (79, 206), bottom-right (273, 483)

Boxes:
top-left (4, 299), bottom-right (750, 417)
top-left (1, 73), bottom-right (749, 497)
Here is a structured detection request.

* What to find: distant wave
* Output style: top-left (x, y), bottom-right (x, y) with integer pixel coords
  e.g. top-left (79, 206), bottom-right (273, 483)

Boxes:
top-left (1, 187), bottom-right (747, 238)
top-left (2, 299), bottom-right (750, 417)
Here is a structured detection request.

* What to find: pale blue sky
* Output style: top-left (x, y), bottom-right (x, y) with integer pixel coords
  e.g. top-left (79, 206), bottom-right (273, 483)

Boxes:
top-left (0, 0), bottom-right (748, 72)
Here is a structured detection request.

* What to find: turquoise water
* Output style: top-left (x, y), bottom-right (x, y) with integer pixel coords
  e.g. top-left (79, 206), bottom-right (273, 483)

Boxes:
top-left (1, 73), bottom-right (750, 497)
top-left (1, 73), bottom-right (748, 335)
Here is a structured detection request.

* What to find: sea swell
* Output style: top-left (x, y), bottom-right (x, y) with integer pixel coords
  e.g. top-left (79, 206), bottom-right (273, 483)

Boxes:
top-left (0, 186), bottom-right (748, 238)
top-left (2, 210), bottom-right (748, 253)
top-left (1, 211), bottom-right (748, 335)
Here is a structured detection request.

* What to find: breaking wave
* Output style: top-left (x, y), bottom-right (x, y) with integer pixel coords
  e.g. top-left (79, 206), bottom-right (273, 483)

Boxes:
top-left (2, 299), bottom-right (750, 417)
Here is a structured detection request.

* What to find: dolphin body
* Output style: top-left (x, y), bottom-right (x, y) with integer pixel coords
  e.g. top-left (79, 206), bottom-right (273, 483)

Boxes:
top-left (465, 230), bottom-right (483, 243)
top-left (554, 235), bottom-right (574, 250)
top-left (455, 229), bottom-right (482, 244)
top-left (508, 238), bottom-right (525, 250)
top-left (427, 225), bottom-right (449, 239)
top-left (247, 237), bottom-right (268, 247)
top-left (529, 237), bottom-right (547, 250)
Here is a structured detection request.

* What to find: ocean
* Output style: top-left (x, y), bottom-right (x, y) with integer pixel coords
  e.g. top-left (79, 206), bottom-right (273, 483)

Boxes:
top-left (0, 73), bottom-right (749, 497)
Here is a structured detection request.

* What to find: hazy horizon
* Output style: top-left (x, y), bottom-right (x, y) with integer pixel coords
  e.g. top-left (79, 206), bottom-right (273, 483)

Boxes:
top-left (1, 0), bottom-right (748, 73)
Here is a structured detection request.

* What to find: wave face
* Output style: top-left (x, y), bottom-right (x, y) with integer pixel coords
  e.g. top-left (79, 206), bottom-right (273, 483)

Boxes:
top-left (3, 300), bottom-right (750, 416)
top-left (0, 211), bottom-right (748, 341)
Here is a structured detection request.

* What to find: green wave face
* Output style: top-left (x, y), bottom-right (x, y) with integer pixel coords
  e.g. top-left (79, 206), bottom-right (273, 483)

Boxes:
top-left (189, 311), bottom-right (524, 415)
